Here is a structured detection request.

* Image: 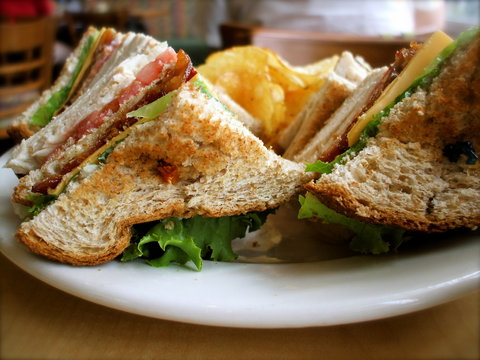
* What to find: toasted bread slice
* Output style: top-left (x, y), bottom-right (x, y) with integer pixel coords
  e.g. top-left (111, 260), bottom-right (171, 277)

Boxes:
top-left (306, 30), bottom-right (480, 232)
top-left (281, 73), bottom-right (357, 159)
top-left (16, 82), bottom-right (311, 265)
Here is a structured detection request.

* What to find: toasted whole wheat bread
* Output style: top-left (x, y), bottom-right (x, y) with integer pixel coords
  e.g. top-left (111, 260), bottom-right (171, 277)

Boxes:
top-left (16, 82), bottom-right (311, 265)
top-left (306, 32), bottom-right (480, 232)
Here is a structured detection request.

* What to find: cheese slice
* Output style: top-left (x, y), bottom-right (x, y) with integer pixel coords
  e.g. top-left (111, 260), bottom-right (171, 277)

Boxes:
top-left (347, 31), bottom-right (453, 146)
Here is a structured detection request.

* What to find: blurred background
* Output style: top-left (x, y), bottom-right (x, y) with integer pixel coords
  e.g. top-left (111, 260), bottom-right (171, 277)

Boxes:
top-left (0, 0), bottom-right (478, 152)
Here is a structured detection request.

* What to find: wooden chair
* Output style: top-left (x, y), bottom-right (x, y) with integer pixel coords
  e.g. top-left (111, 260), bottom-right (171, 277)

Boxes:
top-left (0, 17), bottom-right (54, 138)
top-left (220, 22), bottom-right (427, 67)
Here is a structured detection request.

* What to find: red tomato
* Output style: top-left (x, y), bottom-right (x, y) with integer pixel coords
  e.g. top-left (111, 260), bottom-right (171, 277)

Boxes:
top-left (135, 47), bottom-right (177, 85)
top-left (118, 80), bottom-right (142, 105)
top-left (72, 110), bottom-right (105, 141)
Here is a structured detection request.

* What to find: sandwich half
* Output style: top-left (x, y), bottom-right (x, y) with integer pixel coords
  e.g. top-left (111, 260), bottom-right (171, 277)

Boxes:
top-left (10, 46), bottom-right (195, 205)
top-left (300, 27), bottom-right (480, 249)
top-left (12, 79), bottom-right (310, 267)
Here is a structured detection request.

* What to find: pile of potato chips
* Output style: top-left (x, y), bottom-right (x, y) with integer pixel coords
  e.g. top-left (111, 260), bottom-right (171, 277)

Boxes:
top-left (197, 46), bottom-right (338, 145)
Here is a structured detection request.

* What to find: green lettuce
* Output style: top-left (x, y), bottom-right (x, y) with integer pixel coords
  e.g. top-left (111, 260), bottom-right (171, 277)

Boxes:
top-left (307, 27), bottom-right (480, 175)
top-left (26, 194), bottom-right (57, 218)
top-left (193, 78), bottom-right (214, 98)
top-left (96, 138), bottom-right (126, 164)
top-left (121, 212), bottom-right (270, 270)
top-left (31, 32), bottom-right (99, 127)
top-left (299, 192), bottom-right (405, 254)
top-left (127, 90), bottom-right (177, 120)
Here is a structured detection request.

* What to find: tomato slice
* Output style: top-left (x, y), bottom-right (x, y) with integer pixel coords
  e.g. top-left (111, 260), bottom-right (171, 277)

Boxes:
top-left (135, 48), bottom-right (177, 85)
top-left (72, 110), bottom-right (101, 140)
top-left (117, 80), bottom-right (142, 105)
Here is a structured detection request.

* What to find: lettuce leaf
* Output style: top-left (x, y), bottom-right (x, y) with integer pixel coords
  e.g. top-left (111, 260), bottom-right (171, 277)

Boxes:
top-left (193, 78), bottom-right (214, 98)
top-left (31, 32), bottom-right (98, 127)
top-left (121, 212), bottom-right (271, 270)
top-left (30, 87), bottom-right (71, 127)
top-left (299, 192), bottom-right (405, 254)
top-left (26, 194), bottom-right (57, 218)
top-left (127, 90), bottom-right (177, 120)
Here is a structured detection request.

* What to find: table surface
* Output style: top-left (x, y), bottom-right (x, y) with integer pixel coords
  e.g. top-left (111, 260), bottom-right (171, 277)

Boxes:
top-left (1, 253), bottom-right (479, 360)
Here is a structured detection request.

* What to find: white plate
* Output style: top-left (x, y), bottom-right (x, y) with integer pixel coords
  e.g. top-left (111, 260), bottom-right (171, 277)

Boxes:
top-left (1, 150), bottom-right (479, 328)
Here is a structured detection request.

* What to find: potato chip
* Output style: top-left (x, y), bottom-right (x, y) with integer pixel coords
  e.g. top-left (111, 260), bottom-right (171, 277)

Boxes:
top-left (198, 46), bottom-right (338, 144)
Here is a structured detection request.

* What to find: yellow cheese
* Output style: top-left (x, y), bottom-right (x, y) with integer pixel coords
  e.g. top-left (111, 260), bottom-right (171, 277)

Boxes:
top-left (347, 31), bottom-right (453, 146)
